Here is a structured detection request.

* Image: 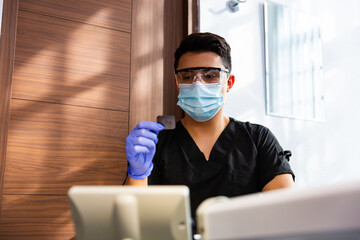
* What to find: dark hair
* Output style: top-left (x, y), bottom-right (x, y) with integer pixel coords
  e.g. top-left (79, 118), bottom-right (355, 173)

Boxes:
top-left (174, 32), bottom-right (232, 72)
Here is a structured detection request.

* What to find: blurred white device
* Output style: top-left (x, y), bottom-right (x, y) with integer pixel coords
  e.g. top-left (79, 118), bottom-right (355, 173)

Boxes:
top-left (197, 181), bottom-right (360, 240)
top-left (68, 185), bottom-right (192, 240)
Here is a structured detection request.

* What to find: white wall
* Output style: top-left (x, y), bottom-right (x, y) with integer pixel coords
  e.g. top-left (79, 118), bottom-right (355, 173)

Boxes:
top-left (200, 0), bottom-right (360, 188)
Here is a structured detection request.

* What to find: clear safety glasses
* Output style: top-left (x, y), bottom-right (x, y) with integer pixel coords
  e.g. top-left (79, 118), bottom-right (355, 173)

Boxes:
top-left (175, 67), bottom-right (229, 86)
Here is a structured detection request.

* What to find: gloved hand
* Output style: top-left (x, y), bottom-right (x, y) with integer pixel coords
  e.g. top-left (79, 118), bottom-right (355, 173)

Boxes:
top-left (126, 121), bottom-right (165, 180)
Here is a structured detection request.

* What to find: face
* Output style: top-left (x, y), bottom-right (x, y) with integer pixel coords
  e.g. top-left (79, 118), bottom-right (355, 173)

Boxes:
top-left (176, 52), bottom-right (235, 100)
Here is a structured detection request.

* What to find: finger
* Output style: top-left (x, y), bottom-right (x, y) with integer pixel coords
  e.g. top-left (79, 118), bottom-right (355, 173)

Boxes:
top-left (132, 128), bottom-right (158, 143)
top-left (133, 145), bottom-right (150, 154)
top-left (132, 136), bottom-right (156, 151)
top-left (135, 121), bottom-right (164, 133)
top-left (127, 130), bottom-right (158, 146)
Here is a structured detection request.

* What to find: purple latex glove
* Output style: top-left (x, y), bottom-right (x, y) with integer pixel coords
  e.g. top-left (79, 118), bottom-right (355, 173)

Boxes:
top-left (126, 121), bottom-right (164, 180)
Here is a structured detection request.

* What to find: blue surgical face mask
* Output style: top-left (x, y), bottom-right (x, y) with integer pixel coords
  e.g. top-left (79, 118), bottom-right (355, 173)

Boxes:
top-left (177, 81), bottom-right (224, 122)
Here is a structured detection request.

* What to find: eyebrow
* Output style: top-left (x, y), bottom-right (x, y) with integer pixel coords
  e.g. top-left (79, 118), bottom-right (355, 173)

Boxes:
top-left (175, 67), bottom-right (229, 74)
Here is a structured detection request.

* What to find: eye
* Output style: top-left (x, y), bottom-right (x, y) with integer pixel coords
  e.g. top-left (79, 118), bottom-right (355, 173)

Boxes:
top-left (203, 71), bottom-right (220, 82)
top-left (204, 74), bottom-right (216, 79)
top-left (179, 72), bottom-right (195, 82)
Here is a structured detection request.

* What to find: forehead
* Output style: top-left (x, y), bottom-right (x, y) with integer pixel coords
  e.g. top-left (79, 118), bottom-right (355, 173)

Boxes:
top-left (177, 52), bottom-right (225, 70)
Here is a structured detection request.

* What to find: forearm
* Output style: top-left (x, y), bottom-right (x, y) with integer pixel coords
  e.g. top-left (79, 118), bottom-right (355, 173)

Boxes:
top-left (262, 173), bottom-right (294, 192)
top-left (124, 175), bottom-right (148, 186)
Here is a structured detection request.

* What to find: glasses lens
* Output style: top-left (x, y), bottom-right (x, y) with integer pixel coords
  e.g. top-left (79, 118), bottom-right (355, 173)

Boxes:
top-left (176, 68), bottom-right (228, 85)
top-left (202, 69), bottom-right (221, 84)
top-left (176, 71), bottom-right (195, 84)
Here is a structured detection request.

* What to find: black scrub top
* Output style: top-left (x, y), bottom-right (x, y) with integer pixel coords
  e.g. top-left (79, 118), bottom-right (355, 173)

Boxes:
top-left (148, 117), bottom-right (295, 219)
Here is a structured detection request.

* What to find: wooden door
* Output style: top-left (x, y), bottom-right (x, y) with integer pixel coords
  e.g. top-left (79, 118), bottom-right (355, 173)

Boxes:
top-left (0, 0), bottom-right (195, 239)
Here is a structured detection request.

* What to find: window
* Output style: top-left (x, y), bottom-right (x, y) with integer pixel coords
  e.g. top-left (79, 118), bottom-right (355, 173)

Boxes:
top-left (264, 1), bottom-right (326, 121)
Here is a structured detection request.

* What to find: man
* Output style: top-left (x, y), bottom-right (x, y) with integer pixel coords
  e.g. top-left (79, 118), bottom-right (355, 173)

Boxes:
top-left (124, 32), bottom-right (295, 220)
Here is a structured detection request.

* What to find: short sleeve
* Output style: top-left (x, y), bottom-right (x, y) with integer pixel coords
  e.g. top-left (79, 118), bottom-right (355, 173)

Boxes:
top-left (254, 125), bottom-right (295, 190)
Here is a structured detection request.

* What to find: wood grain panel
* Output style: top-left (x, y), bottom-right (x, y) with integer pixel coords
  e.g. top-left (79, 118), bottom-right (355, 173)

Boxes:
top-left (12, 10), bottom-right (130, 111)
top-left (19, 0), bottom-right (131, 33)
top-left (3, 99), bottom-right (128, 195)
top-left (0, 0), bottom-right (19, 214)
top-left (129, 0), bottom-right (165, 130)
top-left (0, 195), bottom-right (74, 239)
top-left (163, 0), bottom-right (186, 120)
top-left (185, 0), bottom-right (200, 35)
top-left (129, 0), bottom-right (190, 127)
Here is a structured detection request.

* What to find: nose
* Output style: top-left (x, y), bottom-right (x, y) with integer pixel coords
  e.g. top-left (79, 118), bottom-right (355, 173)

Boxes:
top-left (193, 73), bottom-right (204, 83)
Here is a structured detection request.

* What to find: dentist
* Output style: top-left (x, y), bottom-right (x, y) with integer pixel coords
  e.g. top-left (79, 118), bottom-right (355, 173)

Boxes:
top-left (124, 32), bottom-right (295, 220)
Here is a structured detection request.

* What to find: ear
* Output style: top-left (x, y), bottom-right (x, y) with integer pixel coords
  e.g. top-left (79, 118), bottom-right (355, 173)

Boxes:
top-left (226, 75), bottom-right (235, 92)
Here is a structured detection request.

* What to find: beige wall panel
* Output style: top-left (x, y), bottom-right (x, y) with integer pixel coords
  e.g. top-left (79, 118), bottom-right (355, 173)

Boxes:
top-left (0, 195), bottom-right (74, 239)
top-left (12, 11), bottom-right (130, 111)
top-left (3, 99), bottom-right (128, 195)
top-left (19, 0), bottom-right (131, 32)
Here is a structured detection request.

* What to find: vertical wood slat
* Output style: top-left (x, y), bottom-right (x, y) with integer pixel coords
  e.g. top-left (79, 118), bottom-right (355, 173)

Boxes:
top-left (0, 0), bottom-right (19, 215)
top-left (129, 0), bottom-right (165, 130)
top-left (186, 0), bottom-right (200, 35)
top-left (129, 0), bottom-right (190, 129)
top-left (163, 0), bottom-right (186, 120)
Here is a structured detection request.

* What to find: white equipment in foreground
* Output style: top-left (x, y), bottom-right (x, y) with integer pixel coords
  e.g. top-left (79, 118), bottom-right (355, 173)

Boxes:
top-left (68, 186), bottom-right (192, 240)
top-left (196, 181), bottom-right (360, 240)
